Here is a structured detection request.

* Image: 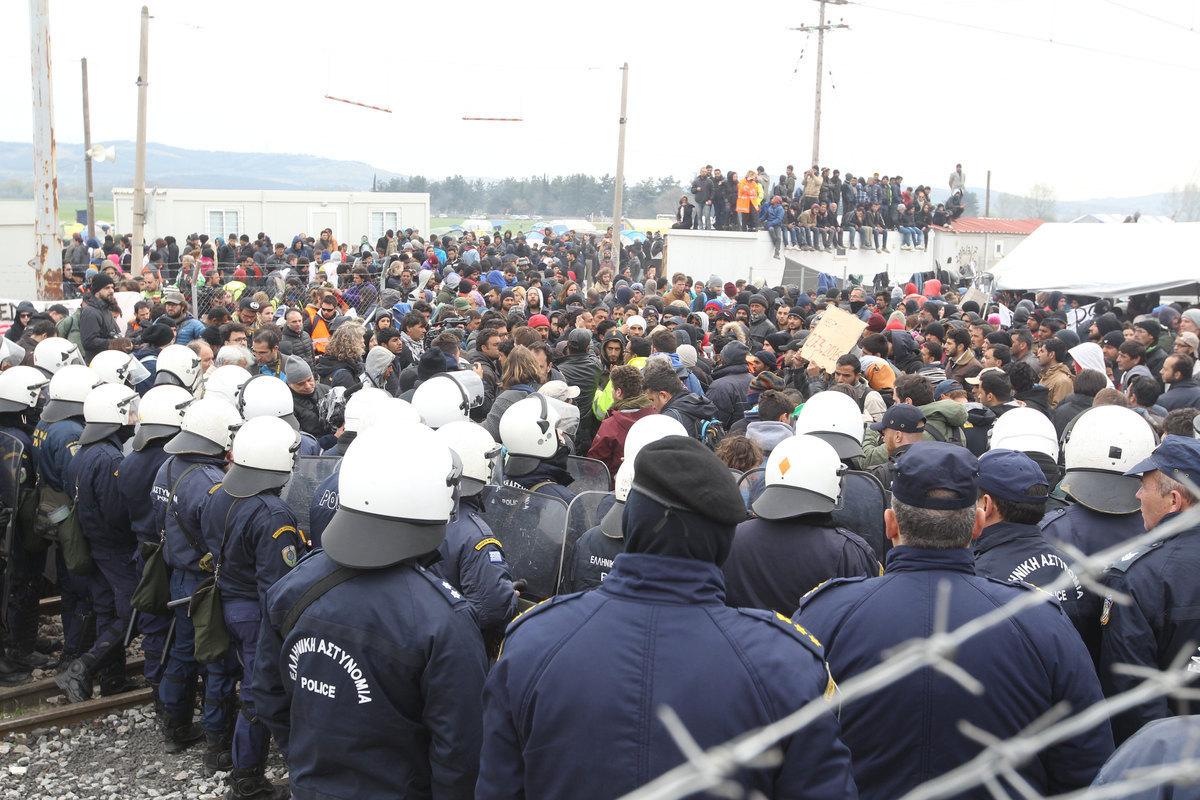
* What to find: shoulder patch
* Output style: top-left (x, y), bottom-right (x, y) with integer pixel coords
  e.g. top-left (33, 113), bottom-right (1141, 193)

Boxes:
top-left (272, 525), bottom-right (298, 540)
top-left (1107, 541), bottom-right (1165, 574)
top-left (414, 564), bottom-right (471, 608)
top-left (281, 544), bottom-right (298, 567)
top-left (1037, 506), bottom-right (1067, 531)
top-left (208, 483), bottom-right (222, 495)
top-left (800, 574), bottom-right (870, 602)
top-left (736, 608), bottom-right (824, 658)
top-left (474, 537), bottom-right (502, 551)
top-left (504, 593), bottom-right (580, 636)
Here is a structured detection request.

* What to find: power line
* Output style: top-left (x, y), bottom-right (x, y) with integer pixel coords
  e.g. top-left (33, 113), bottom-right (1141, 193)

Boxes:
top-left (847, 1), bottom-right (1200, 72)
top-left (1101, 0), bottom-right (1199, 35)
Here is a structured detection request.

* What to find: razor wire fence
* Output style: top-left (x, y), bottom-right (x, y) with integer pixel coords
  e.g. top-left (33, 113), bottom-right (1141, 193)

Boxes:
top-left (617, 493), bottom-right (1200, 800)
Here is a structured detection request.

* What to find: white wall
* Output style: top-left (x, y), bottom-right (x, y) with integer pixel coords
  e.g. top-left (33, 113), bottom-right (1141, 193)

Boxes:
top-left (112, 188), bottom-right (430, 247)
top-left (0, 201), bottom-right (38, 302)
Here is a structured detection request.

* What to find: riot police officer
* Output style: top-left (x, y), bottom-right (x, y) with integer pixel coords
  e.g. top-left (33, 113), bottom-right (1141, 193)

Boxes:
top-left (253, 424), bottom-right (487, 800)
top-left (202, 416), bottom-right (306, 799)
top-left (155, 397), bottom-right (243, 767)
top-left (32, 365), bottom-right (99, 669)
top-left (56, 383), bottom-right (141, 702)
top-left (32, 337), bottom-right (84, 381)
top-left (154, 344), bottom-right (204, 393)
top-left (794, 388), bottom-right (867, 468)
top-left (236, 374), bottom-right (322, 455)
top-left (724, 433), bottom-right (878, 615)
top-left (499, 394), bottom-right (576, 503)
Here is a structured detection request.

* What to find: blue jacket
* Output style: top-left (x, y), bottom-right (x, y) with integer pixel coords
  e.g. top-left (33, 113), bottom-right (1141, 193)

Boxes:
top-left (428, 498), bottom-right (518, 633)
top-left (253, 550), bottom-right (487, 800)
top-left (118, 442), bottom-right (172, 545)
top-left (1157, 379), bottom-right (1200, 412)
top-left (69, 436), bottom-right (133, 555)
top-left (794, 546), bottom-right (1112, 799)
top-left (559, 524), bottom-right (625, 593)
top-left (32, 417), bottom-right (85, 493)
top-left (1039, 503), bottom-right (1145, 558)
top-left (1099, 513), bottom-right (1200, 744)
top-left (153, 454), bottom-right (227, 572)
top-left (478, 553), bottom-right (858, 800)
top-left (1092, 716), bottom-right (1200, 797)
top-left (201, 486), bottom-right (306, 604)
top-left (758, 202), bottom-right (785, 228)
top-left (723, 515), bottom-right (879, 616)
top-left (662, 351), bottom-right (704, 396)
top-left (504, 464), bottom-right (575, 505)
top-left (307, 465), bottom-right (340, 548)
top-left (172, 316), bottom-right (206, 347)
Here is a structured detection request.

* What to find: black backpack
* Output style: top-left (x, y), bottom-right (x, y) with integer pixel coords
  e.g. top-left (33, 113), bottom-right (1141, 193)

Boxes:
top-left (698, 419), bottom-right (727, 451)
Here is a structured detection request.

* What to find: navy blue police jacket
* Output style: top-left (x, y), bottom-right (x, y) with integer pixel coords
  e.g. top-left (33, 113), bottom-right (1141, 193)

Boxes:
top-left (252, 550), bottom-right (487, 800)
top-left (428, 496), bottom-right (518, 632)
top-left (477, 552), bottom-right (859, 800)
top-left (0, 424), bottom-right (36, 492)
top-left (152, 454), bottom-right (227, 572)
top-left (723, 514), bottom-right (880, 616)
top-left (68, 435), bottom-right (133, 555)
top-left (118, 442), bottom-right (172, 546)
top-left (503, 463), bottom-right (575, 505)
top-left (559, 525), bottom-right (625, 593)
top-left (794, 546), bottom-right (1112, 800)
top-left (32, 417), bottom-right (84, 493)
top-left (307, 466), bottom-right (339, 547)
top-left (201, 485), bottom-right (306, 605)
top-left (1092, 716), bottom-right (1200, 797)
top-left (1099, 511), bottom-right (1200, 744)
top-left (1040, 502), bottom-right (1145, 557)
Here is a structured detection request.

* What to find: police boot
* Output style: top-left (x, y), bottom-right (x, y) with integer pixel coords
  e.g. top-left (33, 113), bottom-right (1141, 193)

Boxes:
top-left (98, 658), bottom-right (139, 696)
top-left (36, 636), bottom-right (62, 655)
top-left (7, 647), bottom-right (49, 670)
top-left (163, 716), bottom-right (204, 754)
top-left (0, 653), bottom-right (32, 687)
top-left (202, 730), bottom-right (233, 776)
top-left (54, 653), bottom-right (96, 703)
top-left (224, 767), bottom-right (289, 800)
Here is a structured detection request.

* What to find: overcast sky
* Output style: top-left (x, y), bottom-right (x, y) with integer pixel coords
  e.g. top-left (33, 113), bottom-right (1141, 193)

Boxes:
top-left (4, 0), bottom-right (1199, 201)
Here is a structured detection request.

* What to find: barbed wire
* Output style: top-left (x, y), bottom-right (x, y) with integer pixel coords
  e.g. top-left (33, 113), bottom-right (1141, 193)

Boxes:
top-left (619, 492), bottom-right (1200, 800)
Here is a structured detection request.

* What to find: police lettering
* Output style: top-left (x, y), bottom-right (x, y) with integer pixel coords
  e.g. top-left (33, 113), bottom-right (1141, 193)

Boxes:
top-left (589, 555), bottom-right (614, 569)
top-left (317, 489), bottom-right (338, 510)
top-left (288, 635), bottom-right (374, 705)
top-left (300, 677), bottom-right (336, 698)
top-left (1007, 552), bottom-right (1085, 600)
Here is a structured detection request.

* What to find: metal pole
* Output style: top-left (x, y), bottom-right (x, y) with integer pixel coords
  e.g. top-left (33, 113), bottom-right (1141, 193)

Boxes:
top-left (811, 0), bottom-right (826, 166)
top-left (29, 0), bottom-right (61, 300)
top-left (611, 63), bottom-right (629, 268)
top-left (985, 170), bottom-right (992, 217)
top-left (132, 6), bottom-right (150, 275)
top-left (82, 57), bottom-right (95, 242)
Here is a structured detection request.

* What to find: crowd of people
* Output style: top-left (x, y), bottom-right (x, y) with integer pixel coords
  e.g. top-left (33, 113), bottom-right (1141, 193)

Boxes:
top-left (1, 218), bottom-right (1199, 799)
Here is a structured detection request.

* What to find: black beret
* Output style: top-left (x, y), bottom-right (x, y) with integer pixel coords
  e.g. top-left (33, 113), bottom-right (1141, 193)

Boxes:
top-left (631, 437), bottom-right (747, 526)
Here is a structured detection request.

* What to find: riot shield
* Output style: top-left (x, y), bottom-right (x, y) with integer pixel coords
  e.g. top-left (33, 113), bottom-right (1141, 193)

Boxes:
top-left (480, 484), bottom-right (568, 602)
top-left (737, 467), bottom-right (766, 513)
top-left (280, 456), bottom-right (341, 541)
top-left (0, 431), bottom-right (24, 632)
top-left (566, 456), bottom-right (612, 494)
top-left (833, 470), bottom-right (889, 561)
top-left (560, 491), bottom-right (616, 589)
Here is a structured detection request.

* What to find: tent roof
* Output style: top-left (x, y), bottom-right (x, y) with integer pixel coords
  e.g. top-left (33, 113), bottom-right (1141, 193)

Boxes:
top-left (991, 222), bottom-right (1200, 295)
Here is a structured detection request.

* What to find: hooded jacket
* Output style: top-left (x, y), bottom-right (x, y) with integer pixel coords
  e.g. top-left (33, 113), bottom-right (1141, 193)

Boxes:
top-left (707, 362), bottom-right (754, 427)
top-left (4, 301), bottom-right (35, 342)
top-left (890, 331), bottom-right (923, 373)
top-left (660, 390), bottom-right (719, 439)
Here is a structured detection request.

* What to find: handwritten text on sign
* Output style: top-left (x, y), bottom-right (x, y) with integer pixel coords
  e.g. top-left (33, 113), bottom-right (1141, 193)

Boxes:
top-left (801, 306), bottom-right (868, 373)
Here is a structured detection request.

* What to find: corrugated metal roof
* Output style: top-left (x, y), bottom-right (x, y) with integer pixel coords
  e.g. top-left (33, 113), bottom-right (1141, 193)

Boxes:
top-left (941, 218), bottom-right (1046, 235)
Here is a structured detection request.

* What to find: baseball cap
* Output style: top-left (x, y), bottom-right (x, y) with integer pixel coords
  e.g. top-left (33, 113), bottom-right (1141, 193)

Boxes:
top-left (869, 404), bottom-right (926, 433)
top-left (1125, 435), bottom-right (1200, 483)
top-left (934, 379), bottom-right (963, 400)
top-left (892, 442), bottom-right (981, 510)
top-left (162, 288), bottom-right (185, 305)
top-left (965, 366), bottom-right (1005, 386)
top-left (238, 297), bottom-right (261, 312)
top-left (978, 449), bottom-right (1049, 504)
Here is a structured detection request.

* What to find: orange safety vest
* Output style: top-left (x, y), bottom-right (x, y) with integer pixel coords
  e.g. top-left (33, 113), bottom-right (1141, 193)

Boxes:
top-left (306, 306), bottom-right (332, 354)
top-left (737, 179), bottom-right (757, 214)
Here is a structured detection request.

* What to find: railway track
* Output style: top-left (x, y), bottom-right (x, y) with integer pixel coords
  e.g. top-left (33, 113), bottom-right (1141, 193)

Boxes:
top-left (0, 658), bottom-right (150, 736)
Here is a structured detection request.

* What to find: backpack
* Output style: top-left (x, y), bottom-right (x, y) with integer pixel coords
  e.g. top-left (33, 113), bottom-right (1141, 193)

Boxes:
top-left (925, 422), bottom-right (965, 446)
top-left (318, 367), bottom-right (353, 389)
top-left (698, 419), bottom-right (726, 451)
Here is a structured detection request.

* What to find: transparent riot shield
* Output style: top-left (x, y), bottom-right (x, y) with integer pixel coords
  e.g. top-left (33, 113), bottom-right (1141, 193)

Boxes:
top-left (280, 456), bottom-right (341, 542)
top-left (566, 456), bottom-right (612, 494)
top-left (479, 484), bottom-right (568, 602)
top-left (833, 470), bottom-right (889, 561)
top-left (0, 431), bottom-right (24, 631)
top-left (737, 467), bottom-right (766, 513)
top-left (559, 491), bottom-right (616, 590)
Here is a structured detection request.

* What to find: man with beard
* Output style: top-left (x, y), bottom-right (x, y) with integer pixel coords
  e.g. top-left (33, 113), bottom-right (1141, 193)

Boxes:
top-left (80, 274), bottom-right (122, 362)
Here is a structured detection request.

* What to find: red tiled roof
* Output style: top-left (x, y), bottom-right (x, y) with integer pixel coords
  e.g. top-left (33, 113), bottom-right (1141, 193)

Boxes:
top-left (940, 218), bottom-right (1045, 235)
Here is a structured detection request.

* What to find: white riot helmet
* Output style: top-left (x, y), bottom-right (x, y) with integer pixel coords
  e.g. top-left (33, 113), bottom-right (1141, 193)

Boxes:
top-left (600, 414), bottom-right (688, 536)
top-left (323, 423), bottom-right (462, 569)
top-left (1060, 405), bottom-right (1159, 514)
top-left (0, 366), bottom-right (49, 413)
top-left (434, 421), bottom-right (501, 496)
top-left (224, 416), bottom-right (301, 498)
top-left (155, 344), bottom-right (203, 392)
top-left (33, 338), bottom-right (84, 376)
top-left (203, 365), bottom-right (252, 407)
top-left (411, 372), bottom-right (485, 429)
top-left (131, 384), bottom-right (193, 451)
top-left (78, 383), bottom-right (140, 446)
top-left (165, 396), bottom-right (242, 457)
top-left (793, 390), bottom-right (865, 460)
top-left (342, 387), bottom-right (392, 434)
top-left (237, 373), bottom-right (300, 430)
top-left (753, 434), bottom-right (844, 521)
top-left (42, 364), bottom-right (102, 423)
top-left (989, 407), bottom-right (1059, 461)
top-left (500, 394), bottom-right (562, 477)
top-left (90, 349), bottom-right (152, 389)
top-left (358, 398), bottom-right (424, 437)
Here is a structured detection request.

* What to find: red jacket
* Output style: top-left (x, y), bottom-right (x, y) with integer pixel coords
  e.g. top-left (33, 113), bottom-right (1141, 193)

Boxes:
top-left (586, 406), bottom-right (658, 485)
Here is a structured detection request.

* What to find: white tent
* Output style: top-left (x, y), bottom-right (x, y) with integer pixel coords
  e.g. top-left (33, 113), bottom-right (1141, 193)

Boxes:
top-left (990, 221), bottom-right (1200, 295)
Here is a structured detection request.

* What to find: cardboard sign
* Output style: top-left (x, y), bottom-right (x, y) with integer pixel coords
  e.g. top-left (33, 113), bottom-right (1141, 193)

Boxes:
top-left (961, 287), bottom-right (988, 311)
top-left (801, 306), bottom-right (868, 373)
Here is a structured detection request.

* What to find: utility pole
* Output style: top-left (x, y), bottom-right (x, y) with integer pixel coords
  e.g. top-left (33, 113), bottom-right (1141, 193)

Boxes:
top-left (791, 0), bottom-right (849, 166)
top-left (29, 0), bottom-right (61, 300)
top-left (132, 6), bottom-right (150, 274)
top-left (82, 57), bottom-right (95, 241)
top-left (611, 62), bottom-right (629, 259)
top-left (985, 170), bottom-right (992, 217)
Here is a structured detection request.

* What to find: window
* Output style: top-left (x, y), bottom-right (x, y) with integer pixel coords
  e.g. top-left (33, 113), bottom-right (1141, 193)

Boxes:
top-left (369, 210), bottom-right (399, 243)
top-left (207, 209), bottom-right (241, 240)
top-left (994, 241), bottom-right (1004, 257)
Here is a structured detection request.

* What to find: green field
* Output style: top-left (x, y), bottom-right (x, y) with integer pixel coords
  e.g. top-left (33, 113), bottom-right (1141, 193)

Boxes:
top-left (59, 201), bottom-right (114, 225)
